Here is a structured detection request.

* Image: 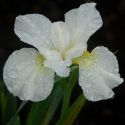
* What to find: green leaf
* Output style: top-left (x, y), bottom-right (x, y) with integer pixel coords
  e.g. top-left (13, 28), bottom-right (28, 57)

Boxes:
top-left (55, 94), bottom-right (86, 125)
top-left (0, 90), bottom-right (5, 123)
top-left (0, 81), bottom-right (5, 92)
top-left (7, 101), bottom-right (27, 125)
top-left (54, 74), bottom-right (62, 83)
top-left (58, 67), bottom-right (79, 118)
top-left (41, 83), bottom-right (62, 125)
top-left (15, 116), bottom-right (21, 125)
top-left (69, 67), bottom-right (79, 90)
top-left (25, 99), bottom-right (52, 125)
top-left (3, 92), bottom-right (17, 125)
top-left (0, 82), bottom-right (6, 123)
top-left (59, 78), bottom-right (71, 117)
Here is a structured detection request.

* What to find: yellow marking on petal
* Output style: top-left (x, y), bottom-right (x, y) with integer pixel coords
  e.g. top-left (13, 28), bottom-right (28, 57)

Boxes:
top-left (72, 50), bottom-right (95, 69)
top-left (34, 53), bottom-right (45, 68)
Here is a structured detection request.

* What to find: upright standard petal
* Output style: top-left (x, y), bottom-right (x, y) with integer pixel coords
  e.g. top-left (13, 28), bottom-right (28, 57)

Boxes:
top-left (43, 22), bottom-right (71, 77)
top-left (73, 47), bottom-right (123, 101)
top-left (3, 48), bottom-right (54, 101)
top-left (65, 2), bottom-right (102, 48)
top-left (51, 22), bottom-right (71, 55)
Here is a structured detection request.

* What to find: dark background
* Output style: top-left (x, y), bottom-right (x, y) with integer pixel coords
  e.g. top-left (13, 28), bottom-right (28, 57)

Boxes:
top-left (0, 0), bottom-right (125, 125)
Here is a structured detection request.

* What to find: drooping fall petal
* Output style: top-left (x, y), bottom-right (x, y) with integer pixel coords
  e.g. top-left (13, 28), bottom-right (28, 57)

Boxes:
top-left (73, 46), bottom-right (123, 101)
top-left (3, 48), bottom-right (54, 101)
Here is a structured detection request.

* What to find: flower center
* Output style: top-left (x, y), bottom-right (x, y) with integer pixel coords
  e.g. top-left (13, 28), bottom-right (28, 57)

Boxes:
top-left (72, 50), bottom-right (95, 69)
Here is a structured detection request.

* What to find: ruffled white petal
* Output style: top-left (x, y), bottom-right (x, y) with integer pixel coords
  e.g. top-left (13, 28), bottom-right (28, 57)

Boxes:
top-left (14, 14), bottom-right (54, 51)
top-left (92, 46), bottom-right (123, 89)
top-left (65, 2), bottom-right (102, 48)
top-left (78, 46), bottom-right (123, 101)
top-left (3, 48), bottom-right (54, 101)
top-left (79, 66), bottom-right (114, 101)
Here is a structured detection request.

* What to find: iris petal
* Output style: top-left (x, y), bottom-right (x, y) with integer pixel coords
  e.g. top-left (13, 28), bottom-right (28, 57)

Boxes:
top-left (78, 46), bottom-right (123, 101)
top-left (3, 48), bottom-right (54, 101)
top-left (65, 3), bottom-right (102, 48)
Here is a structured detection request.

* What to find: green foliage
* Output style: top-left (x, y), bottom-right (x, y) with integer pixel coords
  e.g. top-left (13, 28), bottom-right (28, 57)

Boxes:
top-left (55, 94), bottom-right (86, 125)
top-left (59, 78), bottom-right (71, 117)
top-left (7, 101), bottom-right (27, 125)
top-left (4, 92), bottom-right (17, 125)
top-left (0, 68), bottom-right (86, 125)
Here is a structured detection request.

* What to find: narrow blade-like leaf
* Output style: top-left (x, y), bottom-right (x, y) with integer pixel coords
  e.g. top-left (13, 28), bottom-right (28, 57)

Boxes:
top-left (55, 94), bottom-right (86, 125)
top-left (69, 67), bottom-right (79, 90)
top-left (4, 92), bottom-right (17, 125)
top-left (7, 101), bottom-right (27, 125)
top-left (59, 78), bottom-right (71, 117)
top-left (41, 84), bottom-right (62, 125)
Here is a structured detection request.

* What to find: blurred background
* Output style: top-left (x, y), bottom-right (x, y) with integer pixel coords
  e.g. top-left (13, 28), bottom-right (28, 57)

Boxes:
top-left (0, 0), bottom-right (125, 125)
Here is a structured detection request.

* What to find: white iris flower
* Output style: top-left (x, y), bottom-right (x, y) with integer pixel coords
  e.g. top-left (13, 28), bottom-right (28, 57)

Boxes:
top-left (3, 3), bottom-right (102, 101)
top-left (3, 2), bottom-right (123, 102)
